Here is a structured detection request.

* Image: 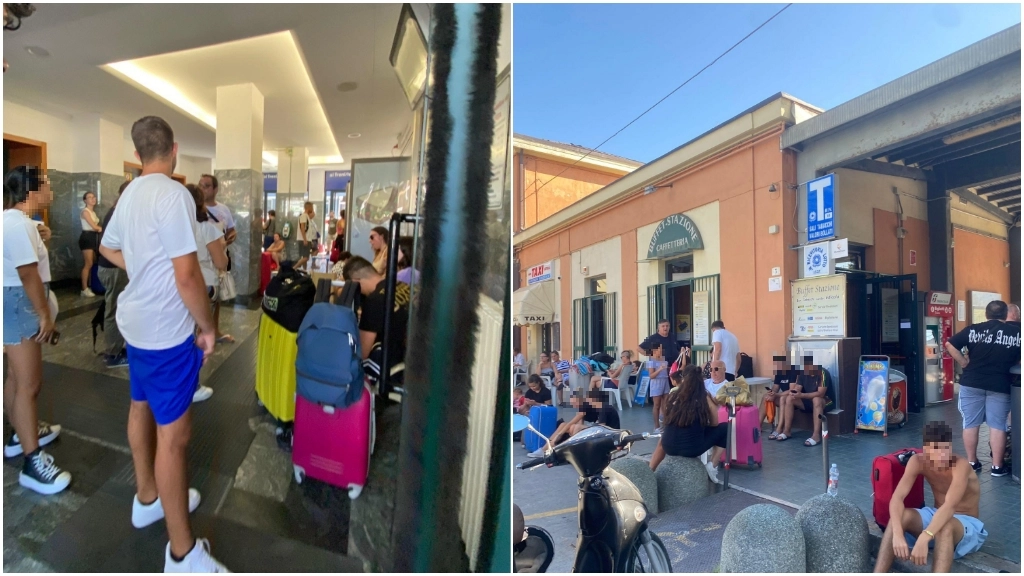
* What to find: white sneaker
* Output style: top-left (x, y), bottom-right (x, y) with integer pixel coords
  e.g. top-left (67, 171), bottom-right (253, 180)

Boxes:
top-left (699, 450), bottom-right (709, 465)
top-left (81, 288), bottom-right (96, 298)
top-left (192, 386), bottom-right (214, 403)
top-left (704, 461), bottom-right (720, 484)
top-left (5, 421), bottom-right (62, 458)
top-left (132, 488), bottom-right (202, 528)
top-left (164, 538), bottom-right (230, 572)
top-left (527, 448), bottom-right (546, 459)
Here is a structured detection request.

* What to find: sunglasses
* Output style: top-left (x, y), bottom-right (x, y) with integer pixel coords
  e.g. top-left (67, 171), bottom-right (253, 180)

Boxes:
top-left (712, 367), bottom-right (723, 372)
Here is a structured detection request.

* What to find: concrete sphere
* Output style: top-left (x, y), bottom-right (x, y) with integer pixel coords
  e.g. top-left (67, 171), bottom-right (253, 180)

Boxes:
top-left (610, 455), bottom-right (660, 514)
top-left (654, 456), bottom-right (711, 511)
top-left (721, 504), bottom-right (805, 573)
top-left (795, 493), bottom-right (871, 572)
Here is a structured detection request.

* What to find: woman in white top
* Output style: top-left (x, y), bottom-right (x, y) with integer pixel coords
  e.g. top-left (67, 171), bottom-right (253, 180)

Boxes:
top-left (79, 191), bottom-right (103, 298)
top-left (2, 165), bottom-right (71, 495)
top-left (186, 184), bottom-right (228, 301)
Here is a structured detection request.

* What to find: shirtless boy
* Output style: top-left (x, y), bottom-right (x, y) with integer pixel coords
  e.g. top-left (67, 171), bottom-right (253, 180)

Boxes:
top-left (874, 421), bottom-right (987, 572)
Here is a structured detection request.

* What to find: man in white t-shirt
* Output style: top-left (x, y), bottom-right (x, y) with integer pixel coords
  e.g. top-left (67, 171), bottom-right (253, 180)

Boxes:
top-left (198, 174), bottom-right (235, 344)
top-left (711, 320), bottom-right (740, 381)
top-left (296, 201), bottom-right (320, 271)
top-left (100, 116), bottom-right (228, 573)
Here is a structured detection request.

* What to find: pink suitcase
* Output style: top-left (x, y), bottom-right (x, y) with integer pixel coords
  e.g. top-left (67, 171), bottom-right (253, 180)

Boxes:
top-left (718, 405), bottom-right (763, 468)
top-left (292, 383), bottom-right (375, 499)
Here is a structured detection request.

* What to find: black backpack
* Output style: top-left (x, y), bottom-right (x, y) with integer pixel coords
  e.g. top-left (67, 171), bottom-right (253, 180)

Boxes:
top-left (738, 353), bottom-right (754, 378)
top-left (261, 265), bottom-right (316, 332)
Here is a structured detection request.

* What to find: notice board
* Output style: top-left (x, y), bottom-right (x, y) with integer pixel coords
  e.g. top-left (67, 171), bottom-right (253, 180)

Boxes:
top-left (693, 291), bottom-right (710, 346)
top-left (792, 274), bottom-right (846, 338)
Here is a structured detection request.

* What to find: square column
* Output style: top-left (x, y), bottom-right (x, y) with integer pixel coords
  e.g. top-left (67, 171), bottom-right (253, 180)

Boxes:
top-left (215, 83), bottom-right (264, 298)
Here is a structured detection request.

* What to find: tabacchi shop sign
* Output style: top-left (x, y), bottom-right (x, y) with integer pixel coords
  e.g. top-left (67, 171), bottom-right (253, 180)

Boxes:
top-left (527, 261), bottom-right (553, 285)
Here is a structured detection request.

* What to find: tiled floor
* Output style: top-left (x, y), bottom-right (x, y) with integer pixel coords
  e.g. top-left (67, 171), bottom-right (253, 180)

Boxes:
top-left (514, 397), bottom-right (1020, 570)
top-left (3, 298), bottom-right (364, 573)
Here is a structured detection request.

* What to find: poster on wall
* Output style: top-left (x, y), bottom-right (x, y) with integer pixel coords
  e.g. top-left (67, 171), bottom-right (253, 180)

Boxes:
top-left (970, 291), bottom-right (1002, 324)
top-left (855, 357), bottom-right (890, 432)
top-left (881, 288), bottom-right (900, 343)
top-left (792, 275), bottom-right (846, 337)
top-left (676, 314), bottom-right (691, 341)
top-left (488, 67), bottom-right (511, 211)
top-left (692, 292), bottom-right (710, 346)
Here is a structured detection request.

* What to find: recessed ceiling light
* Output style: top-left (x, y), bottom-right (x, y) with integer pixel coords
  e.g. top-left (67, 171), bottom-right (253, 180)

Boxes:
top-left (336, 82), bottom-right (358, 92)
top-left (25, 46), bottom-right (49, 57)
top-left (347, 133), bottom-right (361, 139)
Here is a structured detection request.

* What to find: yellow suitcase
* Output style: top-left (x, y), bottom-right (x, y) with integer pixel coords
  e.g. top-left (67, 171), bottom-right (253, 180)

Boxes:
top-left (255, 314), bottom-right (298, 422)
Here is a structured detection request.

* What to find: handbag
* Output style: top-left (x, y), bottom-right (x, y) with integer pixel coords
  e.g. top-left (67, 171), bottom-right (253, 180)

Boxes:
top-left (715, 376), bottom-right (754, 406)
top-left (218, 270), bottom-right (237, 301)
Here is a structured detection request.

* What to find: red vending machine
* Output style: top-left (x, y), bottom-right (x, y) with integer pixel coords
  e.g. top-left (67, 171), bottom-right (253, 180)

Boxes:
top-left (925, 291), bottom-right (954, 403)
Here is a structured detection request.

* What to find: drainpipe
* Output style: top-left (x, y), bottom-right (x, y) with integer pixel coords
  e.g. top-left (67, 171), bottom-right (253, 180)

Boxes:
top-left (894, 186), bottom-right (905, 276)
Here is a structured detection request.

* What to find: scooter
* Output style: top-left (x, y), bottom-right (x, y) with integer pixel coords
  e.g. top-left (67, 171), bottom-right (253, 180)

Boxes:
top-left (513, 414), bottom-right (672, 573)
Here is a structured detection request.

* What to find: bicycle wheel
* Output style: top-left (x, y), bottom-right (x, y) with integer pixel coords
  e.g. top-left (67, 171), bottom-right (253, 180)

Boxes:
top-left (625, 529), bottom-right (672, 572)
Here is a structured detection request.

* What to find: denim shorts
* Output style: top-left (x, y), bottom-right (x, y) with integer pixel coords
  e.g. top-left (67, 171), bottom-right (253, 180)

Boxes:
top-left (904, 507), bottom-right (987, 559)
top-left (3, 285), bottom-right (45, 345)
top-left (958, 386), bottom-right (1011, 431)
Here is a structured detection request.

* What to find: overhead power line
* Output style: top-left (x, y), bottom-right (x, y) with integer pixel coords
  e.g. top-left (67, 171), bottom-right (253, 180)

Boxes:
top-left (530, 3), bottom-right (794, 197)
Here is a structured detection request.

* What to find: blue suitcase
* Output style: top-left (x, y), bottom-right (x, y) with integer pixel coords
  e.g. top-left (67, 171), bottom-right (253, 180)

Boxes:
top-left (524, 405), bottom-right (558, 452)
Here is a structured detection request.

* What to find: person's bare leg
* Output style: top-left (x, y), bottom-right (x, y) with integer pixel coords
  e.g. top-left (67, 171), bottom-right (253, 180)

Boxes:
top-left (649, 441), bottom-right (666, 471)
top-left (874, 522), bottom-right (897, 573)
top-left (155, 410), bottom-right (194, 558)
top-left (652, 396), bottom-right (663, 430)
top-left (758, 396), bottom-right (767, 426)
top-left (6, 341), bottom-right (42, 454)
top-left (989, 429), bottom-right (1007, 468)
top-left (782, 394), bottom-right (796, 436)
top-left (81, 250), bottom-right (94, 291)
top-left (213, 300), bottom-right (223, 339)
top-left (710, 445), bottom-right (725, 465)
top-left (5, 357), bottom-right (17, 422)
top-left (128, 400), bottom-right (159, 504)
top-left (931, 517), bottom-right (963, 573)
top-left (962, 426), bottom-right (980, 463)
top-left (810, 397), bottom-right (824, 442)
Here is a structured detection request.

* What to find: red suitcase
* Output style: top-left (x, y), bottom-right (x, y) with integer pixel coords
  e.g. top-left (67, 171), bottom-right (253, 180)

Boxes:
top-left (871, 448), bottom-right (925, 528)
top-left (718, 405), bottom-right (763, 468)
top-left (260, 252), bottom-right (275, 296)
top-left (292, 384), bottom-right (375, 499)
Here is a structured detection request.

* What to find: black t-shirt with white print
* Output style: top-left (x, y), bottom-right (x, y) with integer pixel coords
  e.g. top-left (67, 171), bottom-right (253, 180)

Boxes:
top-left (947, 320), bottom-right (1022, 394)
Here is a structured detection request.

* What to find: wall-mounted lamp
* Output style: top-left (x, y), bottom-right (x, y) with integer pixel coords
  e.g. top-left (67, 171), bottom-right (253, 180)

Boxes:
top-left (643, 184), bottom-right (673, 195)
top-left (768, 183), bottom-right (778, 193)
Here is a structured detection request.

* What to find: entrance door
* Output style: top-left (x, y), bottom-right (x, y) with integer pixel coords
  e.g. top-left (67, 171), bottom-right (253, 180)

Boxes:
top-left (846, 273), bottom-right (923, 412)
top-left (647, 274), bottom-right (720, 367)
top-left (573, 293), bottom-right (617, 358)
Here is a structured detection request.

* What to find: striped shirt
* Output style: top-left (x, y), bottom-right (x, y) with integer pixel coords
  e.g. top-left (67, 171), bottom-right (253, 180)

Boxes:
top-left (555, 359), bottom-right (571, 382)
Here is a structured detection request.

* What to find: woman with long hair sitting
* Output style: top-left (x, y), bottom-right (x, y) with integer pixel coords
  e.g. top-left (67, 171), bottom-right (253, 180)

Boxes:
top-left (648, 364), bottom-right (727, 483)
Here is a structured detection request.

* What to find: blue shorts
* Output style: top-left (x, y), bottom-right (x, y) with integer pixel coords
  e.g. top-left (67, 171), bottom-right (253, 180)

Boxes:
top-left (3, 285), bottom-right (45, 346)
top-left (127, 336), bottom-right (202, 426)
top-left (905, 506), bottom-right (987, 559)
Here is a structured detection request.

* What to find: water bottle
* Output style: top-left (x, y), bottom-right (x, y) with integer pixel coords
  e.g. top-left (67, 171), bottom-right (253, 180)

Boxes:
top-left (827, 463), bottom-right (839, 496)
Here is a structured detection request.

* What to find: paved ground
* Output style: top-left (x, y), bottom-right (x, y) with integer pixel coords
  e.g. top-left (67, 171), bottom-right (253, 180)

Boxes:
top-left (3, 287), bottom-right (365, 573)
top-left (513, 396), bottom-right (1020, 572)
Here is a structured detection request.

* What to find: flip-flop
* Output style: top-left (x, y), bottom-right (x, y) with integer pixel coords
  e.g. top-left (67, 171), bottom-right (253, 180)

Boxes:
top-left (776, 434), bottom-right (789, 441)
top-left (769, 431), bottom-right (779, 440)
top-left (804, 438), bottom-right (820, 447)
top-left (217, 335), bottom-right (236, 344)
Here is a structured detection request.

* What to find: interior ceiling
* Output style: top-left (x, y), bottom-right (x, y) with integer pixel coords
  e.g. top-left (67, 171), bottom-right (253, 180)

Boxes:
top-left (872, 107), bottom-right (1022, 218)
top-left (2, 3), bottom-right (414, 168)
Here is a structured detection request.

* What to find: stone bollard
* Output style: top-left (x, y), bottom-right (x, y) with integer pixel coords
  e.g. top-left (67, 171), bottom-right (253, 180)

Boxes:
top-left (795, 494), bottom-right (871, 572)
top-left (654, 456), bottom-right (710, 511)
top-left (721, 504), bottom-right (805, 573)
top-left (609, 455), bottom-right (659, 514)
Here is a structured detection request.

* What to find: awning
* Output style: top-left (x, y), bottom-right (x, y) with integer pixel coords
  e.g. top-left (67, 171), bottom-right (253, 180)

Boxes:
top-left (513, 280), bottom-right (556, 326)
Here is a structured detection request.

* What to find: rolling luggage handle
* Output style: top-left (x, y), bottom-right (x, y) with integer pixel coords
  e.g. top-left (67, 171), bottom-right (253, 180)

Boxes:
top-left (381, 212), bottom-right (422, 399)
top-left (722, 385), bottom-right (741, 490)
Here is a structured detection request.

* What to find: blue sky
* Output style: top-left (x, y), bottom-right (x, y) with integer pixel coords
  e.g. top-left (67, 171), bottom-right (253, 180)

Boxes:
top-left (513, 3), bottom-right (1021, 163)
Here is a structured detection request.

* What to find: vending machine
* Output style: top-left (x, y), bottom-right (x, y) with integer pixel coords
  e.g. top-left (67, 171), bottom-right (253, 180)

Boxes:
top-left (924, 291), bottom-right (955, 404)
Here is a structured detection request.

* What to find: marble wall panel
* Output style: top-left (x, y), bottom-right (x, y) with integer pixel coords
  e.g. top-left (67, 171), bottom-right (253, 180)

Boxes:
top-left (215, 169), bottom-right (263, 297)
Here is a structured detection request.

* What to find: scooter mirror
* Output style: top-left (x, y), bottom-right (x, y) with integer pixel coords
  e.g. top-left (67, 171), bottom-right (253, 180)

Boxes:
top-left (512, 414), bottom-right (530, 434)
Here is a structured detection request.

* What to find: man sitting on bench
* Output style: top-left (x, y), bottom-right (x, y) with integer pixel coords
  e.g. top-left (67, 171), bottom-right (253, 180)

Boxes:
top-left (774, 356), bottom-right (827, 444)
top-left (874, 421), bottom-right (986, 573)
top-left (762, 355), bottom-right (796, 439)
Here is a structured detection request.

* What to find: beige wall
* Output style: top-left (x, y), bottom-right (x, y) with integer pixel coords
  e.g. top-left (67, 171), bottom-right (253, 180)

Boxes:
top-left (950, 193), bottom-right (1010, 239)
top-left (634, 201), bottom-right (721, 348)
top-left (835, 167), bottom-right (927, 246)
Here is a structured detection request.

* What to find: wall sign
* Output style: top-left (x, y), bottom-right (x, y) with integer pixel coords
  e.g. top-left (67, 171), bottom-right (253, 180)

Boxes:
top-left (792, 274), bottom-right (846, 337)
top-left (692, 291), bottom-right (710, 346)
top-left (803, 242), bottom-right (831, 278)
top-left (647, 213), bottom-right (704, 260)
top-left (264, 172), bottom-right (277, 192)
top-left (957, 300), bottom-right (966, 322)
top-left (909, 250), bottom-right (917, 266)
top-left (325, 170), bottom-right (351, 191)
top-left (527, 261), bottom-right (553, 285)
top-left (830, 238), bottom-right (849, 259)
top-left (806, 173), bottom-right (836, 242)
top-left (970, 291), bottom-right (1003, 324)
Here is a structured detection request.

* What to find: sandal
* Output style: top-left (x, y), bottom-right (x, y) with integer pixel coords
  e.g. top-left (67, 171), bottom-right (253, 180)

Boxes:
top-left (216, 334), bottom-right (236, 344)
top-left (776, 434), bottom-right (789, 441)
top-left (768, 430), bottom-right (779, 440)
top-left (804, 438), bottom-right (820, 447)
